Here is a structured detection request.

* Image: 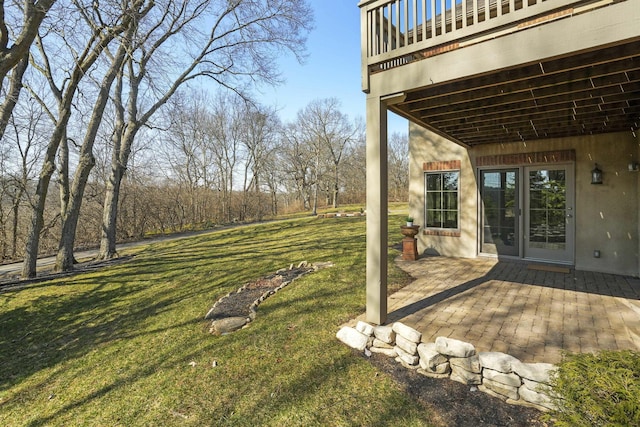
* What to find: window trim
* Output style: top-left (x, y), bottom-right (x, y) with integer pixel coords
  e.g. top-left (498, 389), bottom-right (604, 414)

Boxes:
top-left (423, 165), bottom-right (461, 237)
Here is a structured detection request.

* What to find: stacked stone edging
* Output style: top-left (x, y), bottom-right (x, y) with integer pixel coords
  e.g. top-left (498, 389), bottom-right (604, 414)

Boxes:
top-left (317, 212), bottom-right (365, 218)
top-left (337, 321), bottom-right (557, 412)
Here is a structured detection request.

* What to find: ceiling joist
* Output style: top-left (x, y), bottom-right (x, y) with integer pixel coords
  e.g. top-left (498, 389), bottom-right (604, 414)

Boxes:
top-left (390, 40), bottom-right (640, 146)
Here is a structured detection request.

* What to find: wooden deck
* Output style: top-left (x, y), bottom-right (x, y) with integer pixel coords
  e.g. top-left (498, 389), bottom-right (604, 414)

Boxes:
top-left (359, 0), bottom-right (640, 147)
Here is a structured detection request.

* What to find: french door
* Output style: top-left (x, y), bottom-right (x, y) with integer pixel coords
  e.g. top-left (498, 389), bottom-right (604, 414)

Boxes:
top-left (480, 165), bottom-right (574, 264)
top-left (524, 165), bottom-right (574, 263)
top-left (480, 169), bottom-right (519, 256)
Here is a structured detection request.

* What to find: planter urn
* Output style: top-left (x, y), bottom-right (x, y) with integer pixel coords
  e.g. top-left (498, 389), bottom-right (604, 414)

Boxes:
top-left (400, 225), bottom-right (420, 260)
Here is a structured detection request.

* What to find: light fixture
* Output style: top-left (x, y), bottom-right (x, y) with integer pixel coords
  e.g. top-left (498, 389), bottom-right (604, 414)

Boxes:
top-left (591, 164), bottom-right (603, 185)
top-left (628, 162), bottom-right (640, 172)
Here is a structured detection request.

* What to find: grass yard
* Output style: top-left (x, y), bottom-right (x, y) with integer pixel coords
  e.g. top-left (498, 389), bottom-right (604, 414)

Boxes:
top-left (0, 215), bottom-right (435, 426)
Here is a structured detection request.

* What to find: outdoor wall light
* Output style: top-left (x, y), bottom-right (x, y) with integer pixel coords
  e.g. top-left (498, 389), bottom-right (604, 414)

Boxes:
top-left (628, 162), bottom-right (640, 171)
top-left (591, 164), bottom-right (603, 185)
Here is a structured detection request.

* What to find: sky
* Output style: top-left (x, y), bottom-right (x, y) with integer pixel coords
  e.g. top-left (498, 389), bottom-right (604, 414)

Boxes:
top-left (263, 0), bottom-right (408, 136)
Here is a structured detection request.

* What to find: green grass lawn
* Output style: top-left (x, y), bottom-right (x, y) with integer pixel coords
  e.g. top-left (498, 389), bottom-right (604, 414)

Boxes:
top-left (0, 215), bottom-right (434, 426)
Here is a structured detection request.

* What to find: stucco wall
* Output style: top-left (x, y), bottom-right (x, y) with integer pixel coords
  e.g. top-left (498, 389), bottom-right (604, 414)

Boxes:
top-left (408, 125), bottom-right (478, 259)
top-left (409, 124), bottom-right (640, 277)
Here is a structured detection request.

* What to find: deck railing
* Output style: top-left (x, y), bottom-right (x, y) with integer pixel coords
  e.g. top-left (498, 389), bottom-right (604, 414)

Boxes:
top-left (359, 0), bottom-right (605, 85)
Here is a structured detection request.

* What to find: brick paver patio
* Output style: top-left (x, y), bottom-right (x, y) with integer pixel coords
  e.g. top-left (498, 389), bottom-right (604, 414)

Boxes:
top-left (378, 256), bottom-right (640, 364)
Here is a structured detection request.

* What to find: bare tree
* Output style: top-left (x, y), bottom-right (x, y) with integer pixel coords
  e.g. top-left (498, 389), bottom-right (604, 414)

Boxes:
top-left (340, 127), bottom-right (366, 204)
top-left (111, 142), bottom-right (158, 239)
top-left (21, 0), bottom-right (147, 277)
top-left (239, 103), bottom-right (279, 221)
top-left (296, 98), bottom-right (359, 212)
top-left (98, 0), bottom-right (313, 259)
top-left (279, 120), bottom-right (314, 211)
top-left (388, 131), bottom-right (409, 202)
top-left (262, 148), bottom-right (282, 216)
top-left (162, 91), bottom-right (219, 225)
top-left (4, 95), bottom-right (48, 259)
top-left (0, 0), bottom-right (57, 140)
top-left (207, 91), bottom-right (242, 223)
top-left (54, 2), bottom-right (152, 272)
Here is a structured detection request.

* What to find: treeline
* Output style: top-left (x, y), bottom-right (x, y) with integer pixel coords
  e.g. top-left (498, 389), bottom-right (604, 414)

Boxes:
top-left (1, 90), bottom-right (409, 268)
top-left (0, 0), bottom-right (408, 276)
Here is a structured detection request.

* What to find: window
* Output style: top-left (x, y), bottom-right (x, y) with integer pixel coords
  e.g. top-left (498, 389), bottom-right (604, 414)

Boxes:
top-left (425, 171), bottom-right (459, 229)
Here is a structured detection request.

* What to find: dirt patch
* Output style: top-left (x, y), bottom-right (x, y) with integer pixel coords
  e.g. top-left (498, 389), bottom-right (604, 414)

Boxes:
top-left (364, 351), bottom-right (552, 427)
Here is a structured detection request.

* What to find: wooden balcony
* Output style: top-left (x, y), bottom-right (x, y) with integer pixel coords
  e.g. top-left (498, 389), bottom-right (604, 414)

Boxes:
top-left (359, 0), bottom-right (640, 146)
top-left (360, 0), bottom-right (627, 83)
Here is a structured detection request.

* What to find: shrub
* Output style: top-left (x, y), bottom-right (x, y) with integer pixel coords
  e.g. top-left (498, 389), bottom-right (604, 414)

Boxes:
top-left (545, 350), bottom-right (640, 426)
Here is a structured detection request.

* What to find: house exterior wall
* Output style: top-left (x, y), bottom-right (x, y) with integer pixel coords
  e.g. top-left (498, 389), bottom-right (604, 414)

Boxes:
top-left (409, 124), bottom-right (478, 258)
top-left (409, 124), bottom-right (640, 277)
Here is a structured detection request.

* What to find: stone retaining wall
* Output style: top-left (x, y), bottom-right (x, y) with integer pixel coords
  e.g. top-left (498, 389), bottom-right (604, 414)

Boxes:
top-left (337, 321), bottom-right (557, 412)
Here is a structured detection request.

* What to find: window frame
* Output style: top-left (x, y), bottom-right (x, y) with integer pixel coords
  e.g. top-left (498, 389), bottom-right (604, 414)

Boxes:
top-left (424, 170), bottom-right (460, 231)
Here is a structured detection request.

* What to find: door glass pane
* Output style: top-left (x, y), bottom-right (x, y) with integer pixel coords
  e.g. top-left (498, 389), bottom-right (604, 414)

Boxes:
top-left (480, 170), bottom-right (518, 256)
top-left (528, 169), bottom-right (566, 250)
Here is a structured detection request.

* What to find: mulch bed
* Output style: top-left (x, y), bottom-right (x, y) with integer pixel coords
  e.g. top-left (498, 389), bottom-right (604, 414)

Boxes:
top-left (363, 350), bottom-right (552, 426)
top-left (205, 279), bottom-right (277, 320)
top-left (205, 265), bottom-right (316, 321)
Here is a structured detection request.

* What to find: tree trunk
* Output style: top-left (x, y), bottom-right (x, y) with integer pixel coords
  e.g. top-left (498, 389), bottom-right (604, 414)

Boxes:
top-left (312, 153), bottom-right (319, 216)
top-left (22, 158), bottom-right (56, 278)
top-left (271, 189), bottom-right (278, 216)
top-left (99, 165), bottom-right (123, 259)
top-left (10, 187), bottom-right (24, 258)
top-left (58, 133), bottom-right (69, 215)
top-left (55, 152), bottom-right (95, 271)
top-left (333, 163), bottom-right (339, 209)
top-left (55, 219), bottom-right (77, 271)
top-left (312, 182), bottom-right (318, 216)
top-left (98, 51), bottom-right (126, 260)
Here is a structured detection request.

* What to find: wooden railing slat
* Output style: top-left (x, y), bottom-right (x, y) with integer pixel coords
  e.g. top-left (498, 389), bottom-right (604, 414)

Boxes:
top-left (404, 0), bottom-right (409, 46)
top-left (364, 0), bottom-right (578, 66)
top-left (433, 0), bottom-right (438, 34)
top-left (411, 0), bottom-right (419, 43)
top-left (422, 0), bottom-right (427, 41)
top-left (395, 1), bottom-right (400, 49)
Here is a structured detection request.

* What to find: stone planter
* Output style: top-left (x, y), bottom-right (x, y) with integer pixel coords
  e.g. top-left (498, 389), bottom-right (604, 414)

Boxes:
top-left (401, 225), bottom-right (420, 238)
top-left (400, 225), bottom-right (420, 260)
